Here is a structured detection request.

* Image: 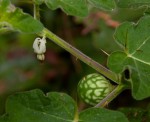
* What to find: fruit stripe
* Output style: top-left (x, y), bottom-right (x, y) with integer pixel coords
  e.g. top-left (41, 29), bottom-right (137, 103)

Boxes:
top-left (78, 73), bottom-right (113, 106)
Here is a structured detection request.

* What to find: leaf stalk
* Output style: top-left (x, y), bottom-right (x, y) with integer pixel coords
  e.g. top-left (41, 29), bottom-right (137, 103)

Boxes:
top-left (95, 84), bottom-right (127, 108)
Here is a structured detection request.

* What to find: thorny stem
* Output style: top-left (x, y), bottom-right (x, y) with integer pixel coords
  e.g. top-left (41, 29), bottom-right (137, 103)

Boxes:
top-left (41, 28), bottom-right (119, 84)
top-left (95, 85), bottom-right (126, 108)
top-left (33, 0), bottom-right (119, 84)
top-left (33, 3), bottom-right (126, 108)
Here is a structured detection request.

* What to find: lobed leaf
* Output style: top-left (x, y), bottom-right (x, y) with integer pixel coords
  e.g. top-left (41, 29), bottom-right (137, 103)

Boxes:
top-left (0, 89), bottom-right (77, 122)
top-left (44, 0), bottom-right (115, 17)
top-left (108, 16), bottom-right (150, 100)
top-left (0, 0), bottom-right (43, 33)
top-left (44, 0), bottom-right (88, 17)
top-left (0, 89), bottom-right (128, 122)
top-left (87, 0), bottom-right (115, 10)
top-left (116, 0), bottom-right (150, 8)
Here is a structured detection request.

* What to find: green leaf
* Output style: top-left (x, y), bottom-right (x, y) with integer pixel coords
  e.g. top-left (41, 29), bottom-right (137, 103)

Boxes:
top-left (116, 0), bottom-right (150, 8)
top-left (79, 108), bottom-right (128, 122)
top-left (0, 89), bottom-right (128, 122)
top-left (44, 0), bottom-right (88, 17)
top-left (0, 0), bottom-right (43, 33)
top-left (44, 0), bottom-right (116, 17)
top-left (88, 0), bottom-right (115, 10)
top-left (1, 89), bottom-right (78, 122)
top-left (108, 16), bottom-right (150, 100)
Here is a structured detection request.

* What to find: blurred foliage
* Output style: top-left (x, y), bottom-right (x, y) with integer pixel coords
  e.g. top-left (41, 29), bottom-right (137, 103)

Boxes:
top-left (0, 0), bottom-right (150, 115)
top-left (118, 107), bottom-right (150, 122)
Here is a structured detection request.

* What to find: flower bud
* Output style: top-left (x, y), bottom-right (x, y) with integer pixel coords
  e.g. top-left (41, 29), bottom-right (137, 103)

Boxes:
top-left (33, 37), bottom-right (46, 61)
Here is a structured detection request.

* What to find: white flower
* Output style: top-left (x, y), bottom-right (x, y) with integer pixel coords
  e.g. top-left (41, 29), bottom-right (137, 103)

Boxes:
top-left (33, 37), bottom-right (46, 54)
top-left (33, 37), bottom-right (46, 61)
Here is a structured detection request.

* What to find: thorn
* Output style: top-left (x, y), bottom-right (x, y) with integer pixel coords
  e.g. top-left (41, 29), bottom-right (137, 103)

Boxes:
top-left (100, 49), bottom-right (110, 56)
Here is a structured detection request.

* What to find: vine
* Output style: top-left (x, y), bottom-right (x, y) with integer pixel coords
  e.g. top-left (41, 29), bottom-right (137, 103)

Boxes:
top-left (0, 0), bottom-right (150, 122)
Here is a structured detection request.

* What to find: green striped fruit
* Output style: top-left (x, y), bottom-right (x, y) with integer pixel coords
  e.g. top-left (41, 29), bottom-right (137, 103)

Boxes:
top-left (77, 73), bottom-right (113, 106)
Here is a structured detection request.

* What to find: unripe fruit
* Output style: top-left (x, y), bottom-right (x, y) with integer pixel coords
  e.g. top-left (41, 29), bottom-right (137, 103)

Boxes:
top-left (77, 73), bottom-right (113, 106)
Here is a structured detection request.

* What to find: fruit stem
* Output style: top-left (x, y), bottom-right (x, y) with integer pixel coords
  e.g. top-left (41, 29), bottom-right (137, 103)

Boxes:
top-left (95, 84), bottom-right (127, 108)
top-left (42, 28), bottom-right (119, 84)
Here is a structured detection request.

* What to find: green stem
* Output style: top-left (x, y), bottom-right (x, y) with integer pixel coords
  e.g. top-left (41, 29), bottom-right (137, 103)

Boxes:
top-left (41, 28), bottom-right (119, 84)
top-left (95, 85), bottom-right (126, 108)
top-left (33, 4), bottom-right (40, 20)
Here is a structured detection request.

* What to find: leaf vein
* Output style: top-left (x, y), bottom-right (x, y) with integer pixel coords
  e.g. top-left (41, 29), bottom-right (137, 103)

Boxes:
top-left (130, 36), bottom-right (150, 55)
top-left (129, 55), bottom-right (150, 65)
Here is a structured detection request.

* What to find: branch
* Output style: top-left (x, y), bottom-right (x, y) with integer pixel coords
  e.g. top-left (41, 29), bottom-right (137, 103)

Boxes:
top-left (41, 28), bottom-right (119, 84)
